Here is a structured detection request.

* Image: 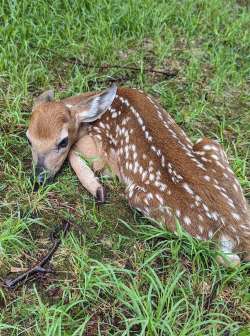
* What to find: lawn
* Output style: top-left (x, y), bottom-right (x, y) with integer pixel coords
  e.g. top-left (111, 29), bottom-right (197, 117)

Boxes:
top-left (0, 0), bottom-right (249, 335)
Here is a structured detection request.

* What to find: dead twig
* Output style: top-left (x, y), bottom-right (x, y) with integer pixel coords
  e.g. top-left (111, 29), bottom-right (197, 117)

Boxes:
top-left (203, 280), bottom-right (221, 313)
top-left (35, 46), bottom-right (178, 79)
top-left (67, 57), bottom-right (178, 78)
top-left (4, 221), bottom-right (70, 290)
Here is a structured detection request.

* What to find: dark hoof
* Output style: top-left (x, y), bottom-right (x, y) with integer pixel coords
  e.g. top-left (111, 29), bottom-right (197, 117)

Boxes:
top-left (31, 176), bottom-right (53, 192)
top-left (96, 187), bottom-right (107, 204)
top-left (33, 182), bottom-right (40, 192)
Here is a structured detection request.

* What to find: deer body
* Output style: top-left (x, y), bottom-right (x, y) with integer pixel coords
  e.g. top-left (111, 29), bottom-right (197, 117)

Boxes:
top-left (27, 86), bottom-right (250, 265)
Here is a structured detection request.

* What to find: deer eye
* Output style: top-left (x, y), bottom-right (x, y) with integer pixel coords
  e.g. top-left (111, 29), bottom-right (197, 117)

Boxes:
top-left (57, 137), bottom-right (69, 150)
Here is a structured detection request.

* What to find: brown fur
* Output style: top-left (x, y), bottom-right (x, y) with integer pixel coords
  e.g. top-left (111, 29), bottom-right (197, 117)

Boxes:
top-left (31, 102), bottom-right (70, 139)
top-left (88, 88), bottom-right (250, 258)
top-left (28, 86), bottom-right (250, 263)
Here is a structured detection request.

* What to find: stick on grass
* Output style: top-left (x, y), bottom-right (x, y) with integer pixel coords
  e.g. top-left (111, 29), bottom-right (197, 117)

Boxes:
top-left (4, 221), bottom-right (70, 290)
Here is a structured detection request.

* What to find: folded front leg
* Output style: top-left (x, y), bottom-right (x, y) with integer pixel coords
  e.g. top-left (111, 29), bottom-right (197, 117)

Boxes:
top-left (68, 135), bottom-right (106, 203)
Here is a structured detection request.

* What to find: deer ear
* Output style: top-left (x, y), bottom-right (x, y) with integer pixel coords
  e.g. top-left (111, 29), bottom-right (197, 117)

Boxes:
top-left (66, 85), bottom-right (117, 123)
top-left (33, 90), bottom-right (54, 108)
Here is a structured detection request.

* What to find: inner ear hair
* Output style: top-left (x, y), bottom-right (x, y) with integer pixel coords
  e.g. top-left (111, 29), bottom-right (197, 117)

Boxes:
top-left (33, 90), bottom-right (54, 108)
top-left (66, 84), bottom-right (117, 123)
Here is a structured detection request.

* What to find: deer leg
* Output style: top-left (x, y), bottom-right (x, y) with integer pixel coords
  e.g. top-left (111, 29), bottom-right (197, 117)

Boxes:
top-left (216, 235), bottom-right (241, 267)
top-left (194, 138), bottom-right (247, 265)
top-left (125, 184), bottom-right (175, 229)
top-left (126, 186), bottom-right (148, 215)
top-left (68, 135), bottom-right (106, 203)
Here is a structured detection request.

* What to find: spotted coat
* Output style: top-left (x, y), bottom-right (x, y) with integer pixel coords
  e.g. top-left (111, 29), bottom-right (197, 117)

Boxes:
top-left (88, 87), bottom-right (250, 255)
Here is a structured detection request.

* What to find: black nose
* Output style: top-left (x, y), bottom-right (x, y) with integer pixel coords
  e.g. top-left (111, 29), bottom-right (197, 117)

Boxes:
top-left (35, 165), bottom-right (47, 184)
top-left (31, 165), bottom-right (51, 191)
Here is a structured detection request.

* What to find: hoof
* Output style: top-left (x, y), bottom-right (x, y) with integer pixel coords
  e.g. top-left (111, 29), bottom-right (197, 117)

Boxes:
top-left (217, 254), bottom-right (241, 268)
top-left (96, 186), bottom-right (107, 204)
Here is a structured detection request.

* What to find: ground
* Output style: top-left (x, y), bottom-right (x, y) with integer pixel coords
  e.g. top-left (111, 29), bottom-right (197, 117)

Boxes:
top-left (0, 1), bottom-right (249, 335)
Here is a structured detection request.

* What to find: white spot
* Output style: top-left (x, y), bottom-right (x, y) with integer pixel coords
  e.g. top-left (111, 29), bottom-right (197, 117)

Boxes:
top-left (198, 215), bottom-right (204, 221)
top-left (128, 189), bottom-right (134, 198)
top-left (211, 212), bottom-right (219, 221)
top-left (230, 226), bottom-right (236, 232)
top-left (202, 203), bottom-right (209, 211)
top-left (159, 183), bottom-right (167, 191)
top-left (196, 138), bottom-right (203, 144)
top-left (93, 126), bottom-right (101, 133)
top-left (195, 195), bottom-right (202, 202)
top-left (161, 156), bottom-right (165, 167)
top-left (146, 193), bottom-right (153, 200)
top-left (233, 184), bottom-right (238, 192)
top-left (95, 134), bottom-right (102, 140)
top-left (133, 161), bottom-right (139, 174)
top-left (183, 216), bottom-right (191, 225)
top-left (176, 209), bottom-right (181, 217)
top-left (198, 225), bottom-right (204, 234)
top-left (182, 183), bottom-right (194, 195)
top-left (203, 144), bottom-right (213, 151)
top-left (215, 161), bottom-right (225, 169)
top-left (149, 174), bottom-right (155, 181)
top-left (155, 194), bottom-right (164, 204)
top-left (206, 212), bottom-right (212, 219)
top-left (208, 231), bottom-right (213, 239)
top-left (99, 122), bottom-right (105, 129)
top-left (231, 212), bottom-right (241, 221)
top-left (124, 99), bottom-right (130, 107)
top-left (138, 117), bottom-right (143, 125)
top-left (240, 224), bottom-right (249, 230)
top-left (156, 170), bottom-right (161, 177)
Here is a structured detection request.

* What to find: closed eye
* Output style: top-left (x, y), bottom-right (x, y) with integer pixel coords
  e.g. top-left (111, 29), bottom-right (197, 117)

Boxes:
top-left (57, 137), bottom-right (69, 150)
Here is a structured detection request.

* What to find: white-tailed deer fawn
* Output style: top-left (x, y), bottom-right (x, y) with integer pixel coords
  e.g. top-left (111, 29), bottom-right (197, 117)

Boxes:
top-left (27, 85), bottom-right (250, 266)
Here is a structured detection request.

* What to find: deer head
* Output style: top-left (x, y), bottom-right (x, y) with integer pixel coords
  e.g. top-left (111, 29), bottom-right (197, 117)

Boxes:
top-left (26, 85), bottom-right (117, 184)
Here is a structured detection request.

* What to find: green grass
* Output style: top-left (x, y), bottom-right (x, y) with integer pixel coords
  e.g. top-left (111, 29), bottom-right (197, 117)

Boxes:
top-left (0, 0), bottom-right (250, 335)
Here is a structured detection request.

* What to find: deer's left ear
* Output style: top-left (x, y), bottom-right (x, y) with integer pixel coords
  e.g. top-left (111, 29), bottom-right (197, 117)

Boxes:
top-left (66, 85), bottom-right (117, 123)
top-left (33, 90), bottom-right (54, 108)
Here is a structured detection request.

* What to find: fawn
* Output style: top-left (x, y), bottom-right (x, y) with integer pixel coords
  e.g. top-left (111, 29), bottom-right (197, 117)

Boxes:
top-left (26, 85), bottom-right (250, 266)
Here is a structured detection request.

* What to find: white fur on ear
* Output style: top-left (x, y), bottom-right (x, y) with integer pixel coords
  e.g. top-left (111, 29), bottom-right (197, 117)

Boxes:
top-left (83, 84), bottom-right (117, 122)
top-left (67, 85), bottom-right (117, 123)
